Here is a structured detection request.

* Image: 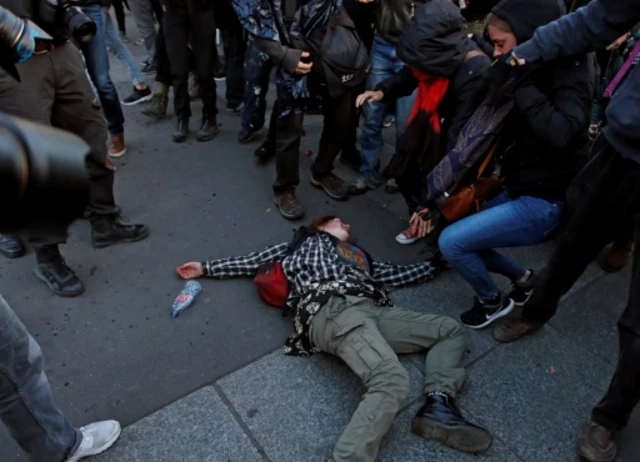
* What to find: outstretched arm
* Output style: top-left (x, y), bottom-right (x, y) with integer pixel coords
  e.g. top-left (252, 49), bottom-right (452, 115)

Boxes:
top-left (372, 259), bottom-right (438, 288)
top-left (177, 243), bottom-right (289, 280)
top-left (515, 0), bottom-right (640, 64)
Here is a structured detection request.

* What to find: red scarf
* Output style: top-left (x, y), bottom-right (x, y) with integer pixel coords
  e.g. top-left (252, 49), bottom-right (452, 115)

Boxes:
top-left (384, 68), bottom-right (450, 202)
top-left (408, 68), bottom-right (450, 132)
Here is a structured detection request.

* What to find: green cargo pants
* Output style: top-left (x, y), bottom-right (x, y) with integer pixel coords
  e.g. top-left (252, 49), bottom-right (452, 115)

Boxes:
top-left (310, 295), bottom-right (466, 462)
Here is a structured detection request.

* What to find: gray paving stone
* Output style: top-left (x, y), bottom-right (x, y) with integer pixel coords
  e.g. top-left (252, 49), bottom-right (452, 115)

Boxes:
top-left (218, 350), bottom-right (425, 462)
top-left (378, 402), bottom-right (522, 462)
top-left (456, 328), bottom-right (616, 462)
top-left (94, 386), bottom-right (263, 462)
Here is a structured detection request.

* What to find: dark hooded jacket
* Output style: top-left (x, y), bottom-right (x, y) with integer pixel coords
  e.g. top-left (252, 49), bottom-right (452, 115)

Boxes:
top-left (491, 0), bottom-right (595, 201)
top-left (376, 0), bottom-right (491, 156)
top-left (374, 0), bottom-right (427, 44)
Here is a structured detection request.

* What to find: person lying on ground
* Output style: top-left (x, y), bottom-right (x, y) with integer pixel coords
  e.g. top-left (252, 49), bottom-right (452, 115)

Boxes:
top-left (177, 215), bottom-right (493, 462)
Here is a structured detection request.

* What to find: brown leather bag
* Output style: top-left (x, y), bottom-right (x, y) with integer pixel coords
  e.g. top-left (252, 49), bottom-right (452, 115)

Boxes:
top-left (440, 140), bottom-right (503, 223)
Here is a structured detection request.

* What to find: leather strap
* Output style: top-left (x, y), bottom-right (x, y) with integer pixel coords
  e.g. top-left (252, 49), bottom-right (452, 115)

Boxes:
top-left (475, 137), bottom-right (501, 180)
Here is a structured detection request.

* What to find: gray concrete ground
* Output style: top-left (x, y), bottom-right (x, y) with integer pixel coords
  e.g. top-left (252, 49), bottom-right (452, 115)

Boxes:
top-left (1, 11), bottom-right (638, 462)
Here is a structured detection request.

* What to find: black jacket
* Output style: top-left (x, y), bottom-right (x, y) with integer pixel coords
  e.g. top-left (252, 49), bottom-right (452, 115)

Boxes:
top-left (374, 0), bottom-right (427, 44)
top-left (491, 0), bottom-right (594, 201)
top-left (376, 52), bottom-right (490, 155)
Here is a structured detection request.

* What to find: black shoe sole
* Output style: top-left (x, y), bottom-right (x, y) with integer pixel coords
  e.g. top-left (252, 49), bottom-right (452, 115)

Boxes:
top-left (411, 416), bottom-right (493, 454)
top-left (310, 178), bottom-right (348, 201)
top-left (238, 132), bottom-right (257, 144)
top-left (92, 228), bottom-right (150, 249)
top-left (33, 267), bottom-right (84, 297)
top-left (172, 134), bottom-right (188, 143)
top-left (273, 197), bottom-right (304, 220)
top-left (121, 93), bottom-right (153, 106)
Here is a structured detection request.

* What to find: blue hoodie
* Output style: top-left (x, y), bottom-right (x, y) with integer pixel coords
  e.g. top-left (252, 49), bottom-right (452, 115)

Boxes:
top-left (514, 0), bottom-right (640, 163)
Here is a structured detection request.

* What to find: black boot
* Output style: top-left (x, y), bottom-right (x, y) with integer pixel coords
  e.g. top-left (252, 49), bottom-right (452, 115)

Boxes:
top-left (172, 119), bottom-right (189, 143)
top-left (411, 392), bottom-right (492, 453)
top-left (34, 245), bottom-right (84, 297)
top-left (91, 216), bottom-right (149, 249)
top-left (0, 234), bottom-right (25, 258)
top-left (196, 115), bottom-right (219, 141)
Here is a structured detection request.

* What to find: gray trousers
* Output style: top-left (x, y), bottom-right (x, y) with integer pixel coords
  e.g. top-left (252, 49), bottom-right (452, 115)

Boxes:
top-left (129, 0), bottom-right (158, 62)
top-left (0, 295), bottom-right (81, 461)
top-left (310, 295), bottom-right (467, 462)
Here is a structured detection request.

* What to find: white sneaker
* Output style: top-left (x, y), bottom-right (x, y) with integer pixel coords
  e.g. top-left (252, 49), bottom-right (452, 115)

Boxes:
top-left (66, 420), bottom-right (121, 462)
top-left (395, 229), bottom-right (420, 245)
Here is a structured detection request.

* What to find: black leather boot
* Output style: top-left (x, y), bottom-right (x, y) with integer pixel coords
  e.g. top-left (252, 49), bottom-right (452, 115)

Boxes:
top-left (411, 392), bottom-right (492, 453)
top-left (172, 119), bottom-right (189, 143)
top-left (91, 216), bottom-right (149, 249)
top-left (196, 116), bottom-right (219, 141)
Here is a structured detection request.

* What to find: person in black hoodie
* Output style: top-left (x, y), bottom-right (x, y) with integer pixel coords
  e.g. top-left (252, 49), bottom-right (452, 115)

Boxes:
top-left (436, 0), bottom-right (595, 329)
top-left (356, 0), bottom-right (491, 245)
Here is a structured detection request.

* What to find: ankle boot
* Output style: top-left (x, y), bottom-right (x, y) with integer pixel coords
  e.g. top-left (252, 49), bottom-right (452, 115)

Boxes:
top-left (196, 115), bottom-right (219, 141)
top-left (172, 119), bottom-right (189, 143)
top-left (91, 216), bottom-right (149, 249)
top-left (411, 392), bottom-right (493, 453)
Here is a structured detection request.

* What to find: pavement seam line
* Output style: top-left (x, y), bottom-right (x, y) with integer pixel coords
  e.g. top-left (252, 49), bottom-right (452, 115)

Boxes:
top-left (212, 383), bottom-right (273, 462)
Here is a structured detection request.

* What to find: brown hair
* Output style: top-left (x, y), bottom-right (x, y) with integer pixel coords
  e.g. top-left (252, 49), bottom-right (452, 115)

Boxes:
top-left (487, 13), bottom-right (513, 34)
top-left (310, 215), bottom-right (337, 230)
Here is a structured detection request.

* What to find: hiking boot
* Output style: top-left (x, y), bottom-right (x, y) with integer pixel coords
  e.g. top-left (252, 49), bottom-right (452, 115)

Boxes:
top-left (108, 134), bottom-right (126, 158)
top-left (0, 234), bottom-right (25, 258)
top-left (196, 116), bottom-right (219, 142)
top-left (66, 420), bottom-right (121, 462)
top-left (348, 177), bottom-right (375, 195)
top-left (311, 173), bottom-right (348, 201)
top-left (238, 128), bottom-right (258, 144)
top-left (121, 86), bottom-right (152, 106)
top-left (459, 293), bottom-right (514, 329)
top-left (90, 216), bottom-right (149, 249)
top-left (141, 93), bottom-right (168, 120)
top-left (273, 192), bottom-right (304, 220)
top-left (508, 270), bottom-right (534, 306)
top-left (600, 245), bottom-right (632, 273)
top-left (254, 140), bottom-right (275, 162)
top-left (493, 315), bottom-right (544, 343)
top-left (578, 422), bottom-right (617, 462)
top-left (172, 119), bottom-right (189, 143)
top-left (34, 248), bottom-right (84, 297)
top-left (385, 177), bottom-right (400, 194)
top-left (411, 393), bottom-right (493, 453)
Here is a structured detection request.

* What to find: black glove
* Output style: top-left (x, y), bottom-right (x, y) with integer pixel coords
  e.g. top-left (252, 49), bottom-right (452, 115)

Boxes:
top-left (483, 51), bottom-right (524, 105)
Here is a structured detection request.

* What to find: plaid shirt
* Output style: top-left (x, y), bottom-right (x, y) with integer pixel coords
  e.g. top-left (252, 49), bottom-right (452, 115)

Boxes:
top-left (202, 233), bottom-right (437, 355)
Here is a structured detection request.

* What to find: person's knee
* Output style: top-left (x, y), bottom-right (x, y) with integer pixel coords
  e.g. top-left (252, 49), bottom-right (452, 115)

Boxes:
top-left (438, 226), bottom-right (462, 261)
top-left (440, 316), bottom-right (466, 341)
top-left (372, 360), bottom-right (410, 407)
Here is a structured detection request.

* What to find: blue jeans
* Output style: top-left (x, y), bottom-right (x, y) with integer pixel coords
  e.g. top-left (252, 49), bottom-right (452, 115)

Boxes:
top-left (359, 33), bottom-right (417, 187)
top-left (241, 35), bottom-right (272, 132)
top-left (438, 189), bottom-right (563, 301)
top-left (103, 7), bottom-right (145, 87)
top-left (0, 295), bottom-right (81, 461)
top-left (78, 5), bottom-right (125, 136)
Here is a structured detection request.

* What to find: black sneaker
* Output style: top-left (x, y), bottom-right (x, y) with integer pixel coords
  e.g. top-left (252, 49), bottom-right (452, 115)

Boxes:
top-left (121, 86), bottom-right (153, 106)
top-left (141, 62), bottom-right (156, 74)
top-left (34, 251), bottom-right (84, 297)
top-left (254, 140), bottom-right (275, 162)
top-left (238, 128), bottom-right (257, 144)
top-left (196, 116), bottom-right (219, 141)
top-left (0, 234), bottom-right (25, 258)
top-left (460, 293), bottom-right (514, 329)
top-left (411, 392), bottom-right (493, 453)
top-left (508, 270), bottom-right (534, 306)
top-left (91, 216), bottom-right (149, 249)
top-left (172, 119), bottom-right (189, 143)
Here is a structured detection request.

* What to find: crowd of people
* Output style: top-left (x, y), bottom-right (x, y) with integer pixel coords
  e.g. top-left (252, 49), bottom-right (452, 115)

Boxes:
top-left (0, 0), bottom-right (639, 461)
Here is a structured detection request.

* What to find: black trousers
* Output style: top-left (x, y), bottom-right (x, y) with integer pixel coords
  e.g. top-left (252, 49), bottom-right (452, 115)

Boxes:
top-left (521, 134), bottom-right (640, 431)
top-left (164, 0), bottom-right (217, 119)
top-left (271, 88), bottom-right (354, 193)
top-left (221, 25), bottom-right (246, 108)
